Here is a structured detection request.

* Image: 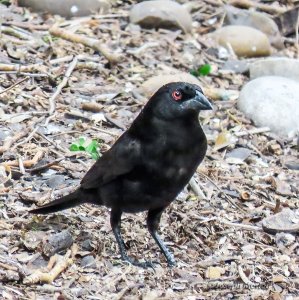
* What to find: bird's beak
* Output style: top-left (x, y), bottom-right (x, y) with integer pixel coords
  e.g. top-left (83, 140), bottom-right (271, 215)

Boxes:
top-left (195, 90), bottom-right (213, 110)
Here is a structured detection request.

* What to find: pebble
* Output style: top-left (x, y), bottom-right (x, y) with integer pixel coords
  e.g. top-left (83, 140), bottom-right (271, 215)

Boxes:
top-left (18, 0), bottom-right (111, 18)
top-left (212, 25), bottom-right (271, 58)
top-left (42, 230), bottom-right (73, 257)
top-left (81, 255), bottom-right (96, 268)
top-left (139, 72), bottom-right (201, 97)
top-left (262, 209), bottom-right (299, 234)
top-left (238, 76), bottom-right (299, 137)
top-left (129, 0), bottom-right (192, 33)
top-left (224, 5), bottom-right (283, 49)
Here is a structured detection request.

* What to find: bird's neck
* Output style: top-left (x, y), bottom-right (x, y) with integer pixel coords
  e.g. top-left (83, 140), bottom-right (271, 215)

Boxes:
top-left (129, 111), bottom-right (205, 142)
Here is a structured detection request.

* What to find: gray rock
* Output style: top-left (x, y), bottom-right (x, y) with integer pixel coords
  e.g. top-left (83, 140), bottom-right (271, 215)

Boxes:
top-left (222, 59), bottom-right (249, 74)
top-left (262, 209), bottom-right (299, 234)
top-left (238, 76), bottom-right (299, 137)
top-left (42, 230), bottom-right (73, 257)
top-left (212, 25), bottom-right (271, 58)
top-left (224, 5), bottom-right (284, 49)
top-left (18, 0), bottom-right (111, 18)
top-left (250, 57), bottom-right (299, 82)
top-left (81, 255), bottom-right (96, 268)
top-left (81, 239), bottom-right (94, 251)
top-left (225, 147), bottom-right (252, 164)
top-left (45, 175), bottom-right (65, 188)
top-left (129, 0), bottom-right (192, 33)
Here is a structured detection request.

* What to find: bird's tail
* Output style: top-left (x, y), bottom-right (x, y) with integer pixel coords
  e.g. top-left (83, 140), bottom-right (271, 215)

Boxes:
top-left (30, 189), bottom-right (86, 214)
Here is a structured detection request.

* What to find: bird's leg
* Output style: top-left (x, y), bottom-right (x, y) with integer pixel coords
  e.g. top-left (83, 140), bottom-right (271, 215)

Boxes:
top-left (147, 207), bottom-right (176, 267)
top-left (110, 209), bottom-right (155, 268)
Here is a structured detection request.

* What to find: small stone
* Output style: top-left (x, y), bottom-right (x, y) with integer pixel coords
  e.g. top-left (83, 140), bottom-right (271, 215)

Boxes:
top-left (44, 175), bottom-right (65, 189)
top-left (250, 57), bottom-right (299, 82)
top-left (212, 25), bottom-right (271, 58)
top-left (205, 266), bottom-right (223, 279)
top-left (238, 76), bottom-right (299, 137)
top-left (275, 233), bottom-right (295, 249)
top-left (262, 209), bottom-right (299, 234)
top-left (23, 231), bottom-right (45, 251)
top-left (139, 72), bottom-right (201, 98)
top-left (81, 255), bottom-right (96, 268)
top-left (129, 0), bottom-right (192, 33)
top-left (42, 230), bottom-right (73, 257)
top-left (222, 59), bottom-right (249, 74)
top-left (225, 147), bottom-right (252, 164)
top-left (81, 239), bottom-right (94, 251)
top-left (18, 0), bottom-right (111, 18)
top-left (224, 5), bottom-right (283, 49)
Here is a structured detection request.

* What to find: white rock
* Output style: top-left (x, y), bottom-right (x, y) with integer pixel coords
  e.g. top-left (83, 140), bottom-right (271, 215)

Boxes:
top-left (250, 57), bottom-right (299, 82)
top-left (129, 0), bottom-right (192, 33)
top-left (238, 76), bottom-right (299, 137)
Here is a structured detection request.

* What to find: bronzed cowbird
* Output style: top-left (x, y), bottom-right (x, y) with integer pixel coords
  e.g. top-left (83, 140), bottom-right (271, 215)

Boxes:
top-left (30, 82), bottom-right (212, 267)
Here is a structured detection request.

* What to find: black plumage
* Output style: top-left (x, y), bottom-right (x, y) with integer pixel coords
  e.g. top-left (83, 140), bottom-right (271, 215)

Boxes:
top-left (30, 82), bottom-right (212, 267)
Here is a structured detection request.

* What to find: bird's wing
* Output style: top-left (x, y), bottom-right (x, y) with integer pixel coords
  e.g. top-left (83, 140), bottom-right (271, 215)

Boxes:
top-left (80, 134), bottom-right (141, 189)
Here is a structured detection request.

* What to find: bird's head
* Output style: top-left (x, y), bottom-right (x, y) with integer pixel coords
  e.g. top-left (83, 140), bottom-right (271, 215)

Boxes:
top-left (148, 82), bottom-right (213, 120)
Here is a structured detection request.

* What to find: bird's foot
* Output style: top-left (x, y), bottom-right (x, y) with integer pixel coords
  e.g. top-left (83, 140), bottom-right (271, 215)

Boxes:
top-left (167, 258), bottom-right (176, 268)
top-left (122, 255), bottom-right (159, 269)
top-left (165, 253), bottom-right (176, 268)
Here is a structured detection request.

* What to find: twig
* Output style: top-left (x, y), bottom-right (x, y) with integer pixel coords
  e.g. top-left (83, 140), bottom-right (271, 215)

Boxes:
top-left (12, 117), bottom-right (46, 150)
top-left (3, 150), bottom-right (44, 168)
top-left (198, 172), bottom-right (246, 212)
top-left (296, 10), bottom-right (299, 58)
top-left (49, 25), bottom-right (122, 64)
top-left (23, 249), bottom-right (73, 284)
top-left (219, 219), bottom-right (262, 231)
top-left (0, 63), bottom-right (47, 74)
top-left (3, 21), bottom-right (50, 31)
top-left (238, 265), bottom-right (258, 286)
top-left (229, 0), bottom-right (285, 14)
top-left (189, 177), bottom-right (206, 199)
top-left (234, 127), bottom-right (270, 137)
top-left (0, 130), bottom-right (30, 154)
top-left (104, 113), bottom-right (126, 131)
top-left (29, 157), bottom-right (65, 173)
top-left (91, 126), bottom-right (120, 137)
top-left (48, 56), bottom-right (78, 115)
top-left (0, 76), bottom-right (29, 94)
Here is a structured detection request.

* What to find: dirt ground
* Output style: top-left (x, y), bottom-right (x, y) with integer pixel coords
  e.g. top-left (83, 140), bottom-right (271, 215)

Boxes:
top-left (0, 1), bottom-right (298, 299)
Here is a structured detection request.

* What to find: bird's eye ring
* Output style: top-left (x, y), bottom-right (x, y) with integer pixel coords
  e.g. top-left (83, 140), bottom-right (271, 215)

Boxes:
top-left (172, 90), bottom-right (182, 101)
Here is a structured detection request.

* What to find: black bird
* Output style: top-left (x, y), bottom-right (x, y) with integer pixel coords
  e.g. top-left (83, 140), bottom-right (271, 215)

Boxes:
top-left (30, 82), bottom-right (212, 267)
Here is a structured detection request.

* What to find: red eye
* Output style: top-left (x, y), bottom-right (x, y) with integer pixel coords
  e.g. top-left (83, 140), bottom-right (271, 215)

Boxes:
top-left (172, 90), bottom-right (182, 101)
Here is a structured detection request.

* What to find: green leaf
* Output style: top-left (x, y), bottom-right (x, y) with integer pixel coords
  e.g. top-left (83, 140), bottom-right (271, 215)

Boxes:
top-left (70, 144), bottom-right (79, 151)
top-left (190, 64), bottom-right (212, 77)
top-left (78, 137), bottom-right (85, 146)
top-left (91, 152), bottom-right (99, 160)
top-left (198, 64), bottom-right (211, 76)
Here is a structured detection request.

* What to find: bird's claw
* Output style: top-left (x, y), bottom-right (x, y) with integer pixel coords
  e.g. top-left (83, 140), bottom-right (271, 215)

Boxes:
top-left (121, 256), bottom-right (159, 269)
top-left (167, 259), bottom-right (176, 268)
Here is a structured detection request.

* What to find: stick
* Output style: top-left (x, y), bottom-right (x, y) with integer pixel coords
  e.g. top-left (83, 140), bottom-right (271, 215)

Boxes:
top-left (0, 76), bottom-right (29, 94)
top-left (234, 127), bottom-right (270, 137)
top-left (189, 177), bottom-right (206, 199)
top-left (48, 56), bottom-right (78, 115)
top-left (198, 172), bottom-right (246, 212)
top-left (296, 10), bottom-right (299, 58)
top-left (229, 0), bottom-right (285, 14)
top-left (49, 25), bottom-right (122, 64)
